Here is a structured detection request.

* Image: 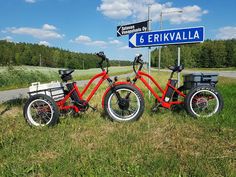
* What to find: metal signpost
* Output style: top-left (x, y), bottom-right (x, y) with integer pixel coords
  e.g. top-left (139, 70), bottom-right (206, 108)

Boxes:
top-left (117, 20), bottom-right (149, 37)
top-left (117, 19), bottom-right (152, 98)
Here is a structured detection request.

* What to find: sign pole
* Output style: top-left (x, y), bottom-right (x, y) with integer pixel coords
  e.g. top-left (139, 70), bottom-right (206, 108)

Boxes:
top-left (158, 11), bottom-right (163, 71)
top-left (177, 46), bottom-right (181, 88)
top-left (148, 5), bottom-right (151, 99)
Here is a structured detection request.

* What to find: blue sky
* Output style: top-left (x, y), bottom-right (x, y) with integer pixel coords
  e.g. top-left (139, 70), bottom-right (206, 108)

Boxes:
top-left (0, 0), bottom-right (235, 61)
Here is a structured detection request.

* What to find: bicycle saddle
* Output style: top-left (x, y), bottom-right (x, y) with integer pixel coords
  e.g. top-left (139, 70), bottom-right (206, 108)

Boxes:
top-left (168, 65), bottom-right (184, 72)
top-left (59, 69), bottom-right (74, 82)
top-left (58, 69), bottom-right (74, 75)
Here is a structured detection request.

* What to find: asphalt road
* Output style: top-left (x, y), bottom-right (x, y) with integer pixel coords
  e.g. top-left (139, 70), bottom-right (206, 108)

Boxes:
top-left (0, 70), bottom-right (235, 103)
top-left (0, 73), bottom-right (133, 103)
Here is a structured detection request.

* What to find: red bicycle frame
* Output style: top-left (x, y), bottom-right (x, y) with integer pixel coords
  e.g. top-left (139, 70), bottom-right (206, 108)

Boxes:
top-left (135, 70), bottom-right (186, 109)
top-left (56, 70), bottom-right (109, 112)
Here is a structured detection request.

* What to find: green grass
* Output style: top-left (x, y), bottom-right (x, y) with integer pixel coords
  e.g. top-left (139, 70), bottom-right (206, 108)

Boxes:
top-left (0, 72), bottom-right (235, 176)
top-left (0, 65), bottom-right (132, 91)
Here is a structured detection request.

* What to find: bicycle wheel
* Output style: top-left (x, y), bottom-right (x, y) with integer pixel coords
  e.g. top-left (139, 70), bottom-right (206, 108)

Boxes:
top-left (184, 86), bottom-right (223, 117)
top-left (23, 94), bottom-right (59, 126)
top-left (104, 84), bottom-right (144, 122)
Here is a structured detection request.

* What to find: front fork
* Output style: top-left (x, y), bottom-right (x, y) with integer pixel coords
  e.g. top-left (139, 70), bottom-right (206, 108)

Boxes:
top-left (106, 77), bottom-right (123, 101)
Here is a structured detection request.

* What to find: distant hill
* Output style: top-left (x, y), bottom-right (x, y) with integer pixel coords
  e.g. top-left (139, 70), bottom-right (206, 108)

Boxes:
top-left (0, 40), bottom-right (131, 69)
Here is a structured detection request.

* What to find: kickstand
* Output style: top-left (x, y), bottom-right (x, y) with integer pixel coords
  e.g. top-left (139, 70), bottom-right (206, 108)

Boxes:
top-left (0, 105), bottom-right (11, 116)
top-left (151, 100), bottom-right (162, 113)
top-left (89, 105), bottom-right (97, 112)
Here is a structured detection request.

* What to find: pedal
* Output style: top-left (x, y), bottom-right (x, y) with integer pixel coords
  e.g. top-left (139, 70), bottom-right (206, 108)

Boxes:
top-left (151, 102), bottom-right (162, 113)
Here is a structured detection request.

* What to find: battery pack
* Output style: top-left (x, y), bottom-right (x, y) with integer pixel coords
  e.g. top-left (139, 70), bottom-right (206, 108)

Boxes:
top-left (165, 79), bottom-right (177, 102)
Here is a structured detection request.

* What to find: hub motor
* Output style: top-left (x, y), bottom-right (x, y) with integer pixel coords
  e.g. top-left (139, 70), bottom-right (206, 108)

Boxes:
top-left (118, 98), bottom-right (130, 110)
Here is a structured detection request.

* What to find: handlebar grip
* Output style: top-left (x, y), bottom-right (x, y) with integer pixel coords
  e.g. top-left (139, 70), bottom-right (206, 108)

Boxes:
top-left (133, 54), bottom-right (144, 74)
top-left (96, 51), bottom-right (107, 59)
top-left (135, 55), bottom-right (143, 64)
top-left (96, 51), bottom-right (110, 72)
top-left (96, 51), bottom-right (109, 63)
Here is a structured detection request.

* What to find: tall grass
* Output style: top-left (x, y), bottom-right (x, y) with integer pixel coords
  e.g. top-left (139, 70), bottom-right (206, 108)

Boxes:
top-left (0, 65), bottom-right (132, 90)
top-left (0, 72), bottom-right (235, 176)
top-left (0, 66), bottom-right (58, 90)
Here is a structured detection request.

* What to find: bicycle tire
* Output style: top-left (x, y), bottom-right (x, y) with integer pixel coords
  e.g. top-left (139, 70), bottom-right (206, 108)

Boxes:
top-left (104, 84), bottom-right (145, 122)
top-left (23, 94), bottom-right (59, 126)
top-left (184, 85), bottom-right (223, 117)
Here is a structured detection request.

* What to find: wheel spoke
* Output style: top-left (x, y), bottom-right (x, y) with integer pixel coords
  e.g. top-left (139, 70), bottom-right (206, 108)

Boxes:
top-left (125, 92), bottom-right (131, 99)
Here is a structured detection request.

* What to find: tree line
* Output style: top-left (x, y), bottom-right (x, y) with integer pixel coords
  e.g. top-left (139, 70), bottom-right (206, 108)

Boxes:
top-left (151, 39), bottom-right (236, 68)
top-left (1, 39), bottom-right (235, 69)
top-left (0, 40), bottom-right (131, 69)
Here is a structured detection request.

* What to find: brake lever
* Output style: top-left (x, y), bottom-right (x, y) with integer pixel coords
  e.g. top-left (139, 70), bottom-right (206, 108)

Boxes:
top-left (139, 59), bottom-right (144, 64)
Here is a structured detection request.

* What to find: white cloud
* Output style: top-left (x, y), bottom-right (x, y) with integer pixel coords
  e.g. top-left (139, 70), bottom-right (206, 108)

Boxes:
top-left (109, 39), bottom-right (122, 45)
top-left (74, 35), bottom-right (92, 43)
top-left (119, 45), bottom-right (130, 50)
top-left (1, 36), bottom-right (13, 42)
top-left (72, 35), bottom-right (107, 47)
top-left (97, 0), bottom-right (132, 19)
top-left (42, 24), bottom-right (57, 30)
top-left (6, 24), bottom-right (63, 40)
top-left (92, 40), bottom-right (107, 46)
top-left (167, 5), bottom-right (208, 24)
top-left (71, 36), bottom-right (123, 47)
top-left (39, 41), bottom-right (50, 46)
top-left (216, 26), bottom-right (236, 40)
top-left (97, 0), bottom-right (208, 24)
top-left (25, 0), bottom-right (36, 3)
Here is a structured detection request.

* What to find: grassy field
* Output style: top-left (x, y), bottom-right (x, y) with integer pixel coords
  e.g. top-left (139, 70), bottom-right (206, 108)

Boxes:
top-left (0, 65), bottom-right (133, 91)
top-left (0, 71), bottom-right (235, 176)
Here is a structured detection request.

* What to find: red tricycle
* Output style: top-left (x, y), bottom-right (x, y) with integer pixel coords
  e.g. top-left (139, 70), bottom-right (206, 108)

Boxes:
top-left (131, 54), bottom-right (223, 117)
top-left (23, 52), bottom-right (144, 126)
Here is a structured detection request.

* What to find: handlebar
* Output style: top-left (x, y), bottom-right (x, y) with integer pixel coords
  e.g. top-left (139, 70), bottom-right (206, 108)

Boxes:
top-left (96, 51), bottom-right (109, 72)
top-left (133, 54), bottom-right (144, 74)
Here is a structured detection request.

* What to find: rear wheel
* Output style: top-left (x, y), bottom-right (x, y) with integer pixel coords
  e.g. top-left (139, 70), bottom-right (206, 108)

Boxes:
top-left (184, 86), bottom-right (223, 117)
top-left (23, 94), bottom-right (59, 126)
top-left (104, 85), bottom-right (144, 122)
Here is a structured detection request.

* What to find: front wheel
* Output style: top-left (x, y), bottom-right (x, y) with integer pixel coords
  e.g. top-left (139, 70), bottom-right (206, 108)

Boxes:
top-left (104, 84), bottom-right (145, 122)
top-left (23, 94), bottom-right (60, 126)
top-left (184, 86), bottom-right (223, 117)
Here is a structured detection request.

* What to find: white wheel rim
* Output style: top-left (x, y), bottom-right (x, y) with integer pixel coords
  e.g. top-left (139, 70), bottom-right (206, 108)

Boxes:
top-left (27, 99), bottom-right (54, 126)
top-left (107, 88), bottom-right (140, 121)
top-left (190, 89), bottom-right (219, 117)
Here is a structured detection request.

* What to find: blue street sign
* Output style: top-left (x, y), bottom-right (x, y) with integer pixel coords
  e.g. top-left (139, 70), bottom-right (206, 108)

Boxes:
top-left (129, 26), bottom-right (205, 48)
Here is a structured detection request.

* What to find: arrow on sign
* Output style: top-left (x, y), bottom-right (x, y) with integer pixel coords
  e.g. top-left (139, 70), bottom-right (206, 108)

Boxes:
top-left (117, 26), bottom-right (122, 37)
top-left (129, 33), bottom-right (137, 47)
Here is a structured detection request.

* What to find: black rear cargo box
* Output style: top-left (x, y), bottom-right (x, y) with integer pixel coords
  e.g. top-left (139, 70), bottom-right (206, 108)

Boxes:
top-left (183, 72), bottom-right (218, 89)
